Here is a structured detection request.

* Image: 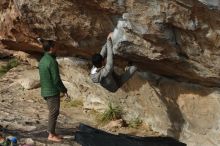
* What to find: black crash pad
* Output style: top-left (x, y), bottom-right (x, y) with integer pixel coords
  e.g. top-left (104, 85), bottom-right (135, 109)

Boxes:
top-left (75, 123), bottom-right (187, 146)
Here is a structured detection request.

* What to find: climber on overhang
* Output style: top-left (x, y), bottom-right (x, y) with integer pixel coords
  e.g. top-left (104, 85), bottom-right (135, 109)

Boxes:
top-left (90, 32), bottom-right (137, 92)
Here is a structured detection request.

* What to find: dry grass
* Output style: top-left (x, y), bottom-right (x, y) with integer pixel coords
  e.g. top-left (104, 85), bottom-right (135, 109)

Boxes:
top-left (61, 99), bottom-right (83, 108)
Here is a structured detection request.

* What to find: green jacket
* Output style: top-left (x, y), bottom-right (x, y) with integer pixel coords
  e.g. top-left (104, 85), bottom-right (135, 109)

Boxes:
top-left (39, 52), bottom-right (67, 98)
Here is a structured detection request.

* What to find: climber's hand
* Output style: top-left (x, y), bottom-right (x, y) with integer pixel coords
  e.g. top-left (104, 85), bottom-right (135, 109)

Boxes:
top-left (107, 32), bottom-right (113, 40)
top-left (64, 93), bottom-right (70, 101)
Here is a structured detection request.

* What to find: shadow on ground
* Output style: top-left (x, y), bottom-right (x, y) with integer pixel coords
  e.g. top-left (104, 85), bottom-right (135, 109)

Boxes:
top-left (1, 126), bottom-right (78, 145)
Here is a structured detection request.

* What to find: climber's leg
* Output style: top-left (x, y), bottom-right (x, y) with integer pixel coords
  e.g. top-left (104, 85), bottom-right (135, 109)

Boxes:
top-left (117, 66), bottom-right (137, 87)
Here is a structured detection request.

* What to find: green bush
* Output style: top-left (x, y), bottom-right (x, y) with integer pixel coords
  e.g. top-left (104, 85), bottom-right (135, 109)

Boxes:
top-left (100, 103), bottom-right (123, 123)
top-left (8, 58), bottom-right (19, 68)
top-left (0, 58), bottom-right (19, 77)
top-left (128, 117), bottom-right (143, 128)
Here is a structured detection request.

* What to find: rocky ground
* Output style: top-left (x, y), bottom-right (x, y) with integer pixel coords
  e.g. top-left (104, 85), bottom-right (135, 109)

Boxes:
top-left (1, 52), bottom-right (220, 146)
top-left (0, 59), bottom-right (157, 146)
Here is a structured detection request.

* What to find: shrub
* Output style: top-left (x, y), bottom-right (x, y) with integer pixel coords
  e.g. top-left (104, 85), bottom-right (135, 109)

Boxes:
top-left (0, 58), bottom-right (19, 77)
top-left (128, 117), bottom-right (143, 128)
top-left (100, 103), bottom-right (123, 123)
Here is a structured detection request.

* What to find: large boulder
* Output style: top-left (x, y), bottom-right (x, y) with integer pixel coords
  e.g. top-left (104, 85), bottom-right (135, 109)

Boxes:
top-left (0, 0), bottom-right (220, 87)
top-left (57, 57), bottom-right (220, 146)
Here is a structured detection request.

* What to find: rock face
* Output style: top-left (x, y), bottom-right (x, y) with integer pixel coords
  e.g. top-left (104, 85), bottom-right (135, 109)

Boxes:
top-left (1, 1), bottom-right (220, 146)
top-left (0, 0), bottom-right (220, 87)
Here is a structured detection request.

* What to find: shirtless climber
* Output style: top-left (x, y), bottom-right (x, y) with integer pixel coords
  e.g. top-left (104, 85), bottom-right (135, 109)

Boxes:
top-left (90, 32), bottom-right (137, 92)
